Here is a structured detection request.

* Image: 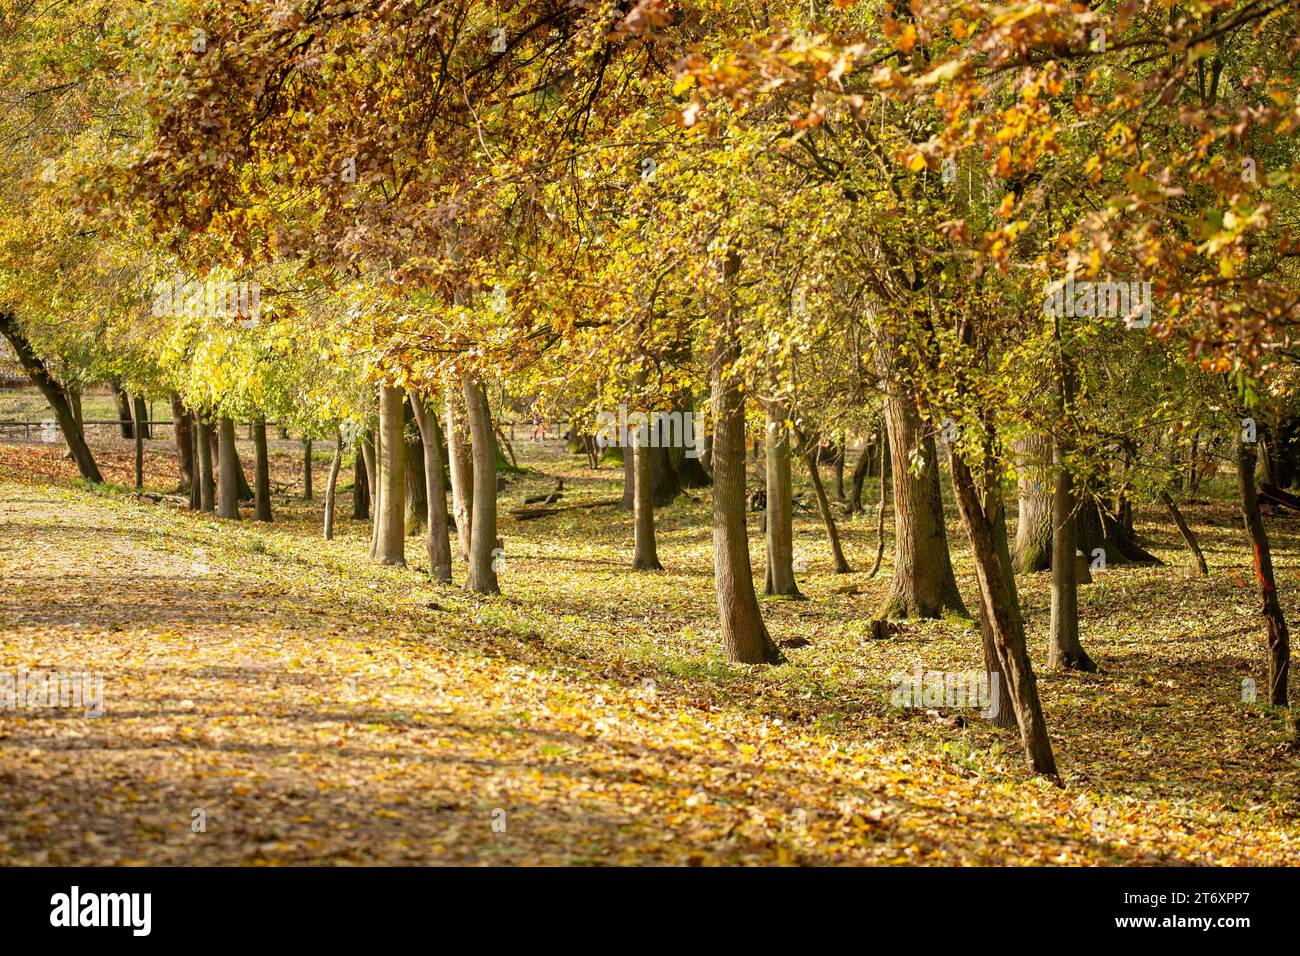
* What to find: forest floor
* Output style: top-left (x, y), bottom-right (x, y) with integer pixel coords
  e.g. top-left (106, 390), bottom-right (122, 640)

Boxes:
top-left (0, 429), bottom-right (1296, 865)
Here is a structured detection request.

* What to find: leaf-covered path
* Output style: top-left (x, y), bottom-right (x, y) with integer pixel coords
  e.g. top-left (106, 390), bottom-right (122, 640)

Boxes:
top-left (0, 472), bottom-right (1296, 865)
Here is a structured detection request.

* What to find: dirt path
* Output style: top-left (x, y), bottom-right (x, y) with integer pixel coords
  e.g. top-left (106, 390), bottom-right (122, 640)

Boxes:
top-left (0, 479), bottom-right (1294, 865)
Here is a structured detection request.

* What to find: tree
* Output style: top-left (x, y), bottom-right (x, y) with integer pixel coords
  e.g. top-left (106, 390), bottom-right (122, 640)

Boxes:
top-left (0, 313), bottom-right (102, 483)
top-left (372, 385), bottom-right (406, 566)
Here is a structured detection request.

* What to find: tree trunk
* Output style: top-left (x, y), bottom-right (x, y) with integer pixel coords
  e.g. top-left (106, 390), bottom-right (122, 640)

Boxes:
top-left (360, 430), bottom-right (376, 531)
top-left (110, 378), bottom-right (133, 439)
top-left (171, 395), bottom-right (194, 493)
top-left (868, 429), bottom-right (889, 578)
top-left (848, 436), bottom-right (876, 514)
top-left (1012, 433), bottom-right (1053, 572)
top-left (674, 391), bottom-right (712, 488)
top-left (1075, 496), bottom-right (1160, 566)
top-left (352, 436), bottom-right (370, 520)
top-left (1048, 351), bottom-right (1095, 671)
top-left (711, 252), bottom-right (782, 664)
top-left (632, 401), bottom-right (664, 572)
top-left (69, 387), bottom-right (84, 434)
top-left (446, 386), bottom-right (474, 561)
top-left (1160, 490), bottom-right (1208, 576)
top-left (196, 419), bottom-right (215, 512)
top-left (235, 446), bottom-right (254, 502)
top-left (188, 422), bottom-right (202, 510)
top-left (324, 431), bottom-right (342, 540)
top-left (217, 417), bottom-right (241, 520)
top-left (650, 444), bottom-right (682, 506)
top-left (404, 398), bottom-right (427, 536)
top-left (132, 394), bottom-right (151, 440)
top-left (833, 436), bottom-right (846, 501)
top-left (372, 385), bottom-right (407, 565)
top-left (619, 437), bottom-right (635, 512)
top-left (462, 375), bottom-right (500, 594)
top-left (949, 453), bottom-right (1058, 776)
top-left (0, 313), bottom-right (103, 483)
top-left (410, 391), bottom-right (453, 583)
top-left (302, 440), bottom-right (313, 500)
top-left (1049, 441), bottom-right (1095, 671)
top-left (979, 481), bottom-right (1023, 730)
top-left (1238, 441), bottom-right (1291, 707)
top-left (134, 418), bottom-right (144, 489)
top-left (874, 366), bottom-right (966, 619)
top-left (765, 405), bottom-right (803, 592)
top-left (252, 419), bottom-right (273, 522)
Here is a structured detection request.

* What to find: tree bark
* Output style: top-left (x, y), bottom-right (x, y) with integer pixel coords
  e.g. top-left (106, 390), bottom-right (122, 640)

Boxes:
top-left (1049, 351), bottom-right (1095, 671)
top-left (352, 436), bottom-right (370, 520)
top-left (873, 362), bottom-right (966, 619)
top-left (462, 375), bottom-right (500, 594)
top-left (134, 417), bottom-right (144, 489)
top-left (674, 391), bottom-right (712, 488)
top-left (404, 398), bottom-right (427, 535)
top-left (711, 252), bottom-right (782, 664)
top-left (252, 419), bottom-right (273, 522)
top-left (410, 391), bottom-right (454, 583)
top-left (868, 429), bottom-right (889, 578)
top-left (235, 445), bottom-right (254, 502)
top-left (1049, 444), bottom-right (1096, 671)
top-left (833, 435), bottom-right (846, 501)
top-left (69, 385), bottom-right (83, 433)
top-left (110, 378), bottom-right (133, 439)
top-left (196, 418), bottom-right (215, 512)
top-left (171, 395), bottom-right (194, 493)
top-left (302, 440), bottom-right (313, 500)
top-left (360, 430), bottom-right (377, 538)
top-left (848, 435), bottom-right (877, 514)
top-left (372, 385), bottom-right (407, 565)
top-left (132, 394), bottom-right (151, 440)
top-left (217, 416), bottom-right (241, 520)
top-left (949, 453), bottom-right (1058, 776)
top-left (764, 406), bottom-right (803, 592)
top-left (324, 430), bottom-right (342, 540)
top-left (0, 313), bottom-right (103, 483)
top-left (1012, 433), bottom-right (1053, 572)
top-left (632, 400), bottom-right (664, 572)
top-left (619, 437), bottom-right (635, 512)
top-left (1238, 441), bottom-right (1291, 707)
top-left (445, 385), bottom-right (474, 561)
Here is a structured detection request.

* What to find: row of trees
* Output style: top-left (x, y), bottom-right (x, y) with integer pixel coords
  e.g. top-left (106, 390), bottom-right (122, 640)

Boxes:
top-left (1, 0), bottom-right (1296, 776)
